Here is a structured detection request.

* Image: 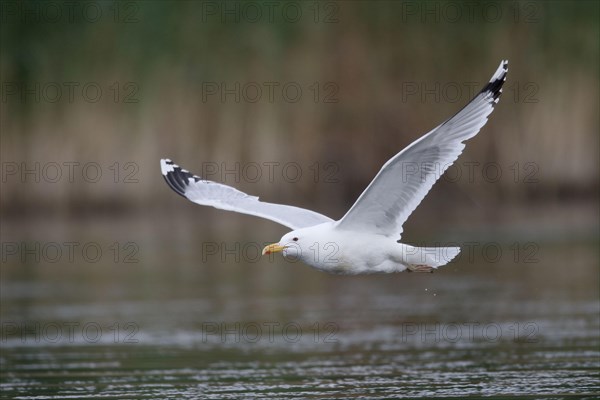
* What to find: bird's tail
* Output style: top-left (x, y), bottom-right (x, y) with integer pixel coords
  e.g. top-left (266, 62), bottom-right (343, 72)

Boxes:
top-left (408, 246), bottom-right (461, 270)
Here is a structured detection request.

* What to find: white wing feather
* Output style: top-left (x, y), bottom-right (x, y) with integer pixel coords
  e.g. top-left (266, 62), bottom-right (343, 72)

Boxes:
top-left (336, 60), bottom-right (508, 238)
top-left (160, 159), bottom-right (333, 230)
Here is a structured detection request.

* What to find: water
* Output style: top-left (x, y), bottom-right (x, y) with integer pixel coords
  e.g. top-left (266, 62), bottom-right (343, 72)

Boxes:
top-left (1, 211), bottom-right (599, 399)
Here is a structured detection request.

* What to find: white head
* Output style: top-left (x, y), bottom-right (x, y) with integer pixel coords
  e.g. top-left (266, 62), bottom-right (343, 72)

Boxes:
top-left (262, 224), bottom-right (336, 267)
top-left (262, 229), bottom-right (308, 262)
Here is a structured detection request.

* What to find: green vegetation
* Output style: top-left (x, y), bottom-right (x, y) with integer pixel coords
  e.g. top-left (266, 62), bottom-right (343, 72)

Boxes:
top-left (1, 0), bottom-right (598, 213)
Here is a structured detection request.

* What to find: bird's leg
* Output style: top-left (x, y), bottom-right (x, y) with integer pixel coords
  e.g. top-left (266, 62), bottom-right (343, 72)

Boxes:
top-left (407, 264), bottom-right (434, 273)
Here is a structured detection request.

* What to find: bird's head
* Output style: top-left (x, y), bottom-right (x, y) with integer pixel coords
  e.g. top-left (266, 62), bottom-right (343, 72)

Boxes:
top-left (262, 223), bottom-right (340, 268)
top-left (262, 230), bottom-right (306, 261)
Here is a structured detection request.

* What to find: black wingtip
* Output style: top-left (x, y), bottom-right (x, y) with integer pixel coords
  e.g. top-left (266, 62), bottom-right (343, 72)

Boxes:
top-left (480, 60), bottom-right (508, 104)
top-left (160, 159), bottom-right (201, 199)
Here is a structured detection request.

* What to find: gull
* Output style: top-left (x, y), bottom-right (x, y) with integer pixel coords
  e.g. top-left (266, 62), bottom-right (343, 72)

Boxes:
top-left (161, 60), bottom-right (508, 274)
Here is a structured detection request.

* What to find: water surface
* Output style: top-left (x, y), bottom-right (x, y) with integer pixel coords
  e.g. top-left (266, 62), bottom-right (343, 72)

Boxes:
top-left (1, 211), bottom-right (598, 398)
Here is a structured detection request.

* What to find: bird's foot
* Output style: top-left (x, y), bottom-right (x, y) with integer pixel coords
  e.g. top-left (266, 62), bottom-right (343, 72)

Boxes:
top-left (407, 264), bottom-right (434, 273)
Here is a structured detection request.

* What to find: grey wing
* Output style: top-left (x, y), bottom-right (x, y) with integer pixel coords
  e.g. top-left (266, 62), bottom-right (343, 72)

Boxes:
top-left (336, 60), bottom-right (508, 238)
top-left (161, 159), bottom-right (333, 230)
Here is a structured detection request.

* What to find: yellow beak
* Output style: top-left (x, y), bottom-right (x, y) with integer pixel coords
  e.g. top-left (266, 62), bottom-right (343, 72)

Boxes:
top-left (262, 243), bottom-right (285, 255)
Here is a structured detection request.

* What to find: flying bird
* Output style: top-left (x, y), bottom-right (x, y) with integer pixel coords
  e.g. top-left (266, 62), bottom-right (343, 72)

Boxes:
top-left (161, 60), bottom-right (508, 274)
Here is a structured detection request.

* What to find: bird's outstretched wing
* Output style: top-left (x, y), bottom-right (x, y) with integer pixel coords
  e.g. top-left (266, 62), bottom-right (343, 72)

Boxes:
top-left (336, 60), bottom-right (508, 238)
top-left (160, 159), bottom-right (333, 230)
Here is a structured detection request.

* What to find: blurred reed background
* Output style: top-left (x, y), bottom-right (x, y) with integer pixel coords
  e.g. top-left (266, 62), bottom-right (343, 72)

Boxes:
top-left (1, 0), bottom-right (598, 224)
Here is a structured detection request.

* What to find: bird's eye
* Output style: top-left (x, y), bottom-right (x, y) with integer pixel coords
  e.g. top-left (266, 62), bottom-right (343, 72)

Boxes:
top-left (293, 237), bottom-right (298, 241)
